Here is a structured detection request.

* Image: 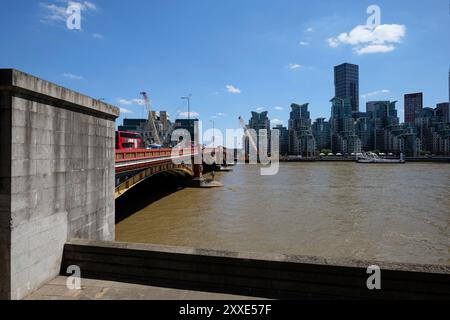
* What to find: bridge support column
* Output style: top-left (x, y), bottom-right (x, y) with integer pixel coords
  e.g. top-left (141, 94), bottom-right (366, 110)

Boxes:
top-left (189, 163), bottom-right (223, 188)
top-left (0, 69), bottom-right (119, 299)
top-left (189, 164), bottom-right (205, 187)
top-left (193, 164), bottom-right (203, 179)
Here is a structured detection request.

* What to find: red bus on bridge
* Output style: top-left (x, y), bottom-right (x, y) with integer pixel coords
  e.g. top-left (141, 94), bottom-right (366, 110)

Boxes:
top-left (115, 131), bottom-right (143, 150)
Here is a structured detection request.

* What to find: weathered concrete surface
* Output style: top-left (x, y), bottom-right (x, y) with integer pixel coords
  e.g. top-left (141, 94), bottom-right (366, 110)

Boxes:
top-left (0, 83), bottom-right (12, 299)
top-left (0, 69), bottom-right (120, 300)
top-left (62, 240), bottom-right (450, 300)
top-left (24, 276), bottom-right (259, 300)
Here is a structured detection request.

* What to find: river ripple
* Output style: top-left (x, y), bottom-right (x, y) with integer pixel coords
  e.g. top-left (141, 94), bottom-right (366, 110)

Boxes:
top-left (116, 162), bottom-right (450, 265)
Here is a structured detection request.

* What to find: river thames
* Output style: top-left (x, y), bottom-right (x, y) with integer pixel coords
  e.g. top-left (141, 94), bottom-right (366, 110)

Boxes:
top-left (116, 162), bottom-right (450, 265)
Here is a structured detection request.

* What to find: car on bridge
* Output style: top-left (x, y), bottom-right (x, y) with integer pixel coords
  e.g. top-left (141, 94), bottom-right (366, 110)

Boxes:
top-left (146, 144), bottom-right (163, 149)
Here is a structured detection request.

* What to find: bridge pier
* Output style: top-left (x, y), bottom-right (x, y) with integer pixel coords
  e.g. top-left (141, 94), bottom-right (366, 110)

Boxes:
top-left (189, 163), bottom-right (205, 187)
top-left (193, 163), bottom-right (203, 178)
top-left (0, 69), bottom-right (119, 299)
top-left (189, 163), bottom-right (223, 188)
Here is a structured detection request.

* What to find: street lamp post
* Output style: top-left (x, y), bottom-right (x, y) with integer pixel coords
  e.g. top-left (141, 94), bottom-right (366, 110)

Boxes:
top-left (210, 119), bottom-right (217, 177)
top-left (210, 119), bottom-right (215, 149)
top-left (181, 95), bottom-right (192, 146)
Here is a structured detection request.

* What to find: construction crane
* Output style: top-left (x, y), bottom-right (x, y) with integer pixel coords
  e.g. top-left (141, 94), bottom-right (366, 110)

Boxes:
top-left (238, 116), bottom-right (258, 154)
top-left (140, 91), bottom-right (161, 146)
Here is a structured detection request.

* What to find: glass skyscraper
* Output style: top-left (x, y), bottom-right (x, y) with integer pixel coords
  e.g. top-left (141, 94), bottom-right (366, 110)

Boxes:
top-left (334, 63), bottom-right (359, 118)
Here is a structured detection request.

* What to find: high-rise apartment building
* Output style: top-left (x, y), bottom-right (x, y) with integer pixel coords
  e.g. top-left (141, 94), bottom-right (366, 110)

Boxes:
top-left (404, 92), bottom-right (423, 123)
top-left (273, 124), bottom-right (289, 155)
top-left (288, 103), bottom-right (316, 157)
top-left (330, 97), bottom-right (361, 154)
top-left (355, 117), bottom-right (374, 151)
top-left (436, 102), bottom-right (450, 124)
top-left (312, 118), bottom-right (331, 151)
top-left (245, 111), bottom-right (271, 156)
top-left (366, 101), bottom-right (389, 119)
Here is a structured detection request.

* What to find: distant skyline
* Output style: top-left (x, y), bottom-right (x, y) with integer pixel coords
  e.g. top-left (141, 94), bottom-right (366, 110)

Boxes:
top-left (1, 0), bottom-right (449, 133)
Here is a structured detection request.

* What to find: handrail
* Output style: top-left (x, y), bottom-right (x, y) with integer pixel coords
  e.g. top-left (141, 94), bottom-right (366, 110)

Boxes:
top-left (115, 148), bottom-right (196, 162)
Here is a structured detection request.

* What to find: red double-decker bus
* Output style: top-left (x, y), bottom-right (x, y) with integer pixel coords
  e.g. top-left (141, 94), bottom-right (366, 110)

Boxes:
top-left (115, 131), bottom-right (143, 150)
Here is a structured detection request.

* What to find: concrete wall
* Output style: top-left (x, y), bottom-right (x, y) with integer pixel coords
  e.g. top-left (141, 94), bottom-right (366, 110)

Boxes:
top-left (0, 69), bottom-right (119, 300)
top-left (62, 240), bottom-right (450, 300)
top-left (0, 84), bottom-right (12, 299)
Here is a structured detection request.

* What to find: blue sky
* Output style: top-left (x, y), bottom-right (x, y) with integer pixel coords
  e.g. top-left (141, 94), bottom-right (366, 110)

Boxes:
top-left (1, 0), bottom-right (449, 133)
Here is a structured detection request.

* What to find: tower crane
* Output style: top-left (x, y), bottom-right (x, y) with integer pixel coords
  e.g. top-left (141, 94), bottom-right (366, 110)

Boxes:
top-left (140, 91), bottom-right (161, 146)
top-left (238, 116), bottom-right (258, 154)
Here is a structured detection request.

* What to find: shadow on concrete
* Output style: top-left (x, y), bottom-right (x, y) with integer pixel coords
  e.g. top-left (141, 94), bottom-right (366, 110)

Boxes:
top-left (115, 172), bottom-right (189, 224)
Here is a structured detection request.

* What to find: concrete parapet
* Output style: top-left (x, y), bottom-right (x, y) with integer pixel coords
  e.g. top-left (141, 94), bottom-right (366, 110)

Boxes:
top-left (0, 69), bottom-right (119, 299)
top-left (61, 240), bottom-right (450, 300)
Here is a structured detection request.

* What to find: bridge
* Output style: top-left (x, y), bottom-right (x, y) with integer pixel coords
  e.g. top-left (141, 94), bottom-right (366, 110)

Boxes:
top-left (114, 148), bottom-right (198, 199)
top-left (114, 146), bottom-right (230, 199)
top-left (114, 145), bottom-right (232, 199)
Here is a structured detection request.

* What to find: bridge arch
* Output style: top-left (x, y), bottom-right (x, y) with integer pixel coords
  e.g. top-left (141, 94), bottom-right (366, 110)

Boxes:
top-left (115, 165), bottom-right (195, 224)
top-left (115, 163), bottom-right (193, 199)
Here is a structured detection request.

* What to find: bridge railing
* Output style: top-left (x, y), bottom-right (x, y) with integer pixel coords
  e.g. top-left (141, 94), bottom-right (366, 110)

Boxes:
top-left (115, 148), bottom-right (196, 163)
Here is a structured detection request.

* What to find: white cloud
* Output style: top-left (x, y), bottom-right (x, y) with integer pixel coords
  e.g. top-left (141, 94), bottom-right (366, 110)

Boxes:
top-left (40, 1), bottom-right (98, 26)
top-left (288, 63), bottom-right (302, 70)
top-left (119, 107), bottom-right (133, 114)
top-left (211, 112), bottom-right (225, 119)
top-left (178, 111), bottom-right (200, 118)
top-left (67, 1), bottom-right (98, 11)
top-left (306, 27), bottom-right (314, 32)
top-left (255, 107), bottom-right (265, 112)
top-left (272, 118), bottom-right (283, 126)
top-left (62, 73), bottom-right (83, 80)
top-left (361, 89), bottom-right (390, 99)
top-left (82, 1), bottom-right (97, 11)
top-left (274, 106), bottom-right (284, 111)
top-left (226, 85), bottom-right (241, 94)
top-left (354, 44), bottom-right (395, 55)
top-left (299, 41), bottom-right (310, 46)
top-left (40, 3), bottom-right (67, 23)
top-left (118, 98), bottom-right (132, 105)
top-left (328, 24), bottom-right (406, 55)
top-left (92, 33), bottom-right (103, 39)
top-left (117, 98), bottom-right (145, 106)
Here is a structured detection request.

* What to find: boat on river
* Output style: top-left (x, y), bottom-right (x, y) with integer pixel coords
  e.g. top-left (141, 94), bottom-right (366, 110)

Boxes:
top-left (356, 152), bottom-right (406, 164)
